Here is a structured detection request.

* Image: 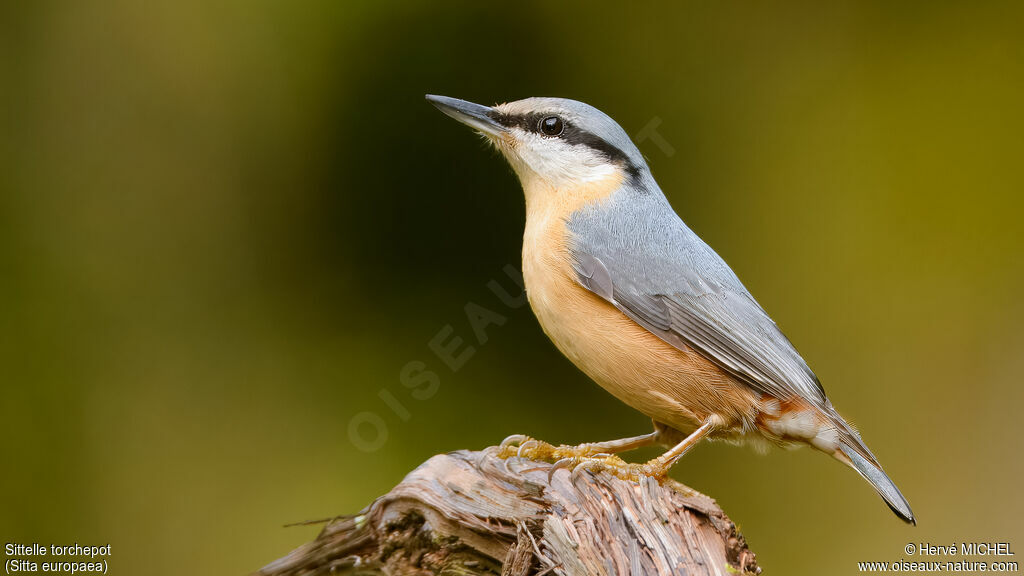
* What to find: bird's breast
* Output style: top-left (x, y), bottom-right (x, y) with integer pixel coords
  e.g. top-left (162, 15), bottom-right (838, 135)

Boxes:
top-left (519, 180), bottom-right (763, 435)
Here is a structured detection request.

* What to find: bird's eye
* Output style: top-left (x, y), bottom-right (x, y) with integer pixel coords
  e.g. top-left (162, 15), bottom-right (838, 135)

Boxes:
top-left (539, 116), bottom-right (564, 136)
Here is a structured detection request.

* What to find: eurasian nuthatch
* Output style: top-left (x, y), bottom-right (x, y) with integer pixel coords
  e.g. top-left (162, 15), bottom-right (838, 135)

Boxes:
top-left (426, 94), bottom-right (915, 524)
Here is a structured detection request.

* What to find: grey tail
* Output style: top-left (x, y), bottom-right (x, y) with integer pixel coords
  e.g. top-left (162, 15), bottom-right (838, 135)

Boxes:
top-left (838, 440), bottom-right (916, 525)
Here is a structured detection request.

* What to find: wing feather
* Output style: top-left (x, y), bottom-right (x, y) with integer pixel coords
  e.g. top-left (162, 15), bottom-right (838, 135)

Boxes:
top-left (571, 249), bottom-right (827, 407)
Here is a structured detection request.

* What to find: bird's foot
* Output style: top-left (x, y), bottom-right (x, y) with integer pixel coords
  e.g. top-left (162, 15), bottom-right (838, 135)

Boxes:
top-left (549, 455), bottom-right (670, 483)
top-left (499, 424), bottom-right (708, 483)
top-left (497, 434), bottom-right (670, 482)
top-left (497, 434), bottom-right (622, 462)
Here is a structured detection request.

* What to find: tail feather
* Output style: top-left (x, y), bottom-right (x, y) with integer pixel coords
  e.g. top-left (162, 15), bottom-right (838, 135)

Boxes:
top-left (838, 441), bottom-right (916, 525)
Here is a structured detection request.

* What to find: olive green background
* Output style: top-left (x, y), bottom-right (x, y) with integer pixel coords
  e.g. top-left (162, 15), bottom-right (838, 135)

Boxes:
top-left (2, 2), bottom-right (1022, 574)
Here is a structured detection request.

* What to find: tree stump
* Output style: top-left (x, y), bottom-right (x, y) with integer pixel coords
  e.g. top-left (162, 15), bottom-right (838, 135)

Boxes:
top-left (256, 447), bottom-right (760, 576)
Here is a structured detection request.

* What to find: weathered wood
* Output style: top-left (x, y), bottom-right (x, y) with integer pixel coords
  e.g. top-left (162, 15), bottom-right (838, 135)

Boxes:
top-left (257, 447), bottom-right (760, 576)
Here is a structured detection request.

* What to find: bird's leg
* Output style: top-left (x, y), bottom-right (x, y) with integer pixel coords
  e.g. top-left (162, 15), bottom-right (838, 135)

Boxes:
top-left (497, 431), bottom-right (658, 462)
top-left (557, 419), bottom-right (716, 482)
top-left (641, 419), bottom-right (714, 473)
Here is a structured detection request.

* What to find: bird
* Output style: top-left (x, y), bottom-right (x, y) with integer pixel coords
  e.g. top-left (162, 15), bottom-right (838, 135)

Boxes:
top-left (425, 94), bottom-right (915, 524)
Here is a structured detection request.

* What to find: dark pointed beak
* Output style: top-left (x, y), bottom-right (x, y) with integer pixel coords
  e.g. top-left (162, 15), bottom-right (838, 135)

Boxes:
top-left (425, 94), bottom-right (507, 137)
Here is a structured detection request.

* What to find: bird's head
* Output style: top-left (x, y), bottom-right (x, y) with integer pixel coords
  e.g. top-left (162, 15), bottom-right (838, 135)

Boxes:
top-left (427, 95), bottom-right (647, 202)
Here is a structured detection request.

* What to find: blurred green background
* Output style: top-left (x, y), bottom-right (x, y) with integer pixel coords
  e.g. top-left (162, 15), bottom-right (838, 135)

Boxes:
top-left (2, 1), bottom-right (1022, 574)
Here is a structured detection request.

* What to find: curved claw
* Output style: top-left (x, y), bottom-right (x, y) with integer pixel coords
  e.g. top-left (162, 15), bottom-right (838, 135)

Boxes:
top-left (517, 440), bottom-right (540, 459)
top-left (500, 434), bottom-right (532, 449)
top-left (501, 454), bottom-right (516, 476)
top-left (548, 456), bottom-right (579, 483)
top-left (571, 458), bottom-right (603, 481)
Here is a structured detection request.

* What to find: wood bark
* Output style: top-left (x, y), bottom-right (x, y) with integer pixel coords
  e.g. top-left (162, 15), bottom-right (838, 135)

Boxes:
top-left (256, 447), bottom-right (760, 576)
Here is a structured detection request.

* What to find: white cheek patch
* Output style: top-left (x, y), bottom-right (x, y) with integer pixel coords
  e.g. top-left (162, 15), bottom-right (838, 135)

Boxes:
top-left (505, 130), bottom-right (618, 188)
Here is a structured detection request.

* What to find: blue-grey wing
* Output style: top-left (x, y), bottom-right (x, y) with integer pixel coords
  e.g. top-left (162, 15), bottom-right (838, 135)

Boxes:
top-left (568, 202), bottom-right (827, 408)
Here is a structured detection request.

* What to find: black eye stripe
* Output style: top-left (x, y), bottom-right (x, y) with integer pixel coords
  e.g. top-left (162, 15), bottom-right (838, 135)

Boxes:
top-left (491, 111), bottom-right (625, 149)
top-left (487, 110), bottom-right (641, 179)
top-left (488, 111), bottom-right (554, 134)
